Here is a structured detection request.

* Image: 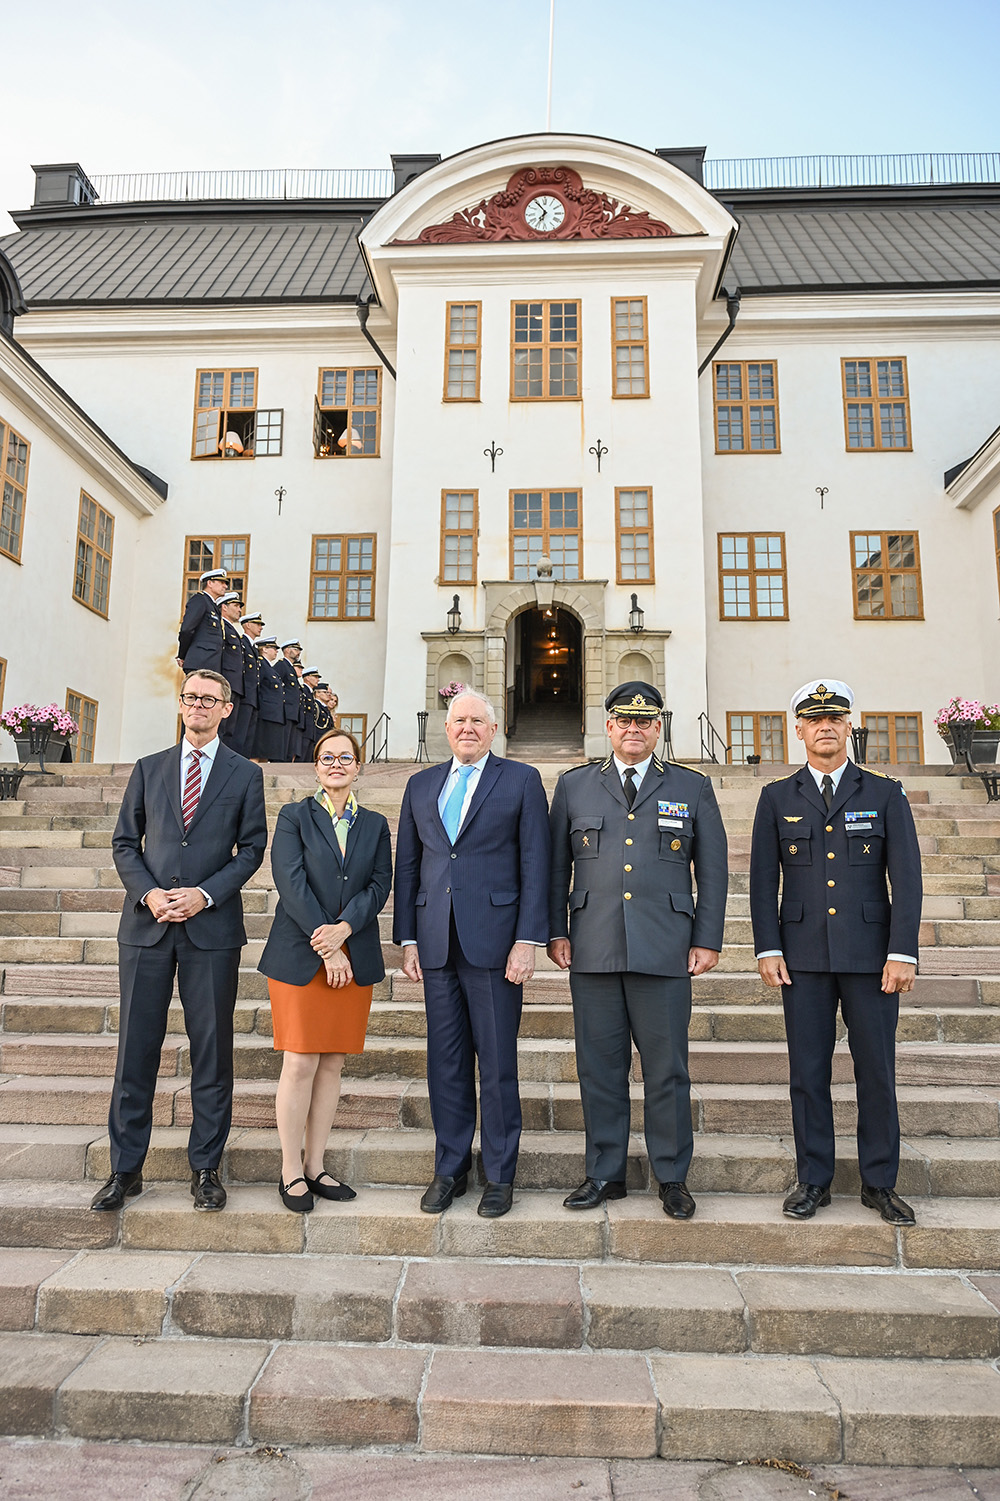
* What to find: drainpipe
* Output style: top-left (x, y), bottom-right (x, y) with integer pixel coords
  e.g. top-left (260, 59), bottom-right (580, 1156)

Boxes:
top-left (697, 290), bottom-right (741, 377)
top-left (356, 298), bottom-right (396, 380)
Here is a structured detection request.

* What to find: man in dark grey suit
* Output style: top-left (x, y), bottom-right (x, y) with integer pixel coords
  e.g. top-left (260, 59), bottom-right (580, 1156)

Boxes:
top-left (91, 670), bottom-right (267, 1212)
top-left (549, 682), bottom-right (728, 1219)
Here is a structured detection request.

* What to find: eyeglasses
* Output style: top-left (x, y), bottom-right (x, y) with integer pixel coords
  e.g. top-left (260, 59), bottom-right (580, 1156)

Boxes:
top-left (317, 753), bottom-right (357, 767)
top-left (180, 693), bottom-right (225, 708)
top-left (612, 716), bottom-right (657, 729)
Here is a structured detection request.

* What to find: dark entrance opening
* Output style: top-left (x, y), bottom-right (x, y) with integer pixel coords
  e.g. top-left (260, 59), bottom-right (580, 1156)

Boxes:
top-left (506, 607), bottom-right (584, 760)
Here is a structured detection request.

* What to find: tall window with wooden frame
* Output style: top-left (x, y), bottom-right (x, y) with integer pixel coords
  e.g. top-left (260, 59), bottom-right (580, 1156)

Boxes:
top-left (73, 492), bottom-right (114, 618)
top-left (612, 297), bottom-right (648, 397)
top-left (718, 533), bottom-right (787, 619)
top-left (994, 506), bottom-right (1000, 607)
top-left (713, 361), bottom-right (780, 452)
top-left (314, 368), bottom-right (381, 457)
top-left (191, 368), bottom-right (282, 460)
top-left (616, 487), bottom-right (654, 583)
top-left (0, 655), bottom-right (6, 715)
top-left (510, 490), bottom-right (581, 580)
top-left (309, 535), bottom-right (376, 620)
top-left (862, 712), bottom-right (923, 765)
top-left (66, 690), bottom-right (97, 763)
top-left (440, 490), bottom-right (478, 584)
top-left (727, 712), bottom-right (787, 764)
top-left (338, 713), bottom-right (368, 756)
top-left (0, 415), bottom-right (30, 562)
top-left (511, 301), bottom-right (580, 400)
top-left (842, 358), bottom-right (911, 451)
top-left (443, 303), bottom-right (481, 400)
top-left (181, 536), bottom-right (250, 606)
top-left (851, 532), bottom-right (922, 619)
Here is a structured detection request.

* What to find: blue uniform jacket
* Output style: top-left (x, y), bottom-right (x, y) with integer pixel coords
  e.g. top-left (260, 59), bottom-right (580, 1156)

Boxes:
top-left (177, 592), bottom-right (223, 673)
top-left (749, 761), bottom-right (922, 973)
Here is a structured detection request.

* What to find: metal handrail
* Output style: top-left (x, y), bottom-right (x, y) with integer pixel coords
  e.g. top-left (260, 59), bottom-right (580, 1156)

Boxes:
top-left (704, 151), bottom-right (1000, 192)
top-left (363, 713), bottom-right (390, 764)
top-left (89, 167), bottom-right (395, 204)
top-left (698, 712), bottom-right (730, 765)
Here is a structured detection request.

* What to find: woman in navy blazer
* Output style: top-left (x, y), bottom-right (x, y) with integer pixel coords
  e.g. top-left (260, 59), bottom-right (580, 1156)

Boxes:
top-left (259, 728), bottom-right (391, 1211)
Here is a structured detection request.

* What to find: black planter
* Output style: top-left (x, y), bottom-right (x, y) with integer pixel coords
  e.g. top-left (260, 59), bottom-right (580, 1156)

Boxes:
top-left (0, 767), bottom-right (28, 800)
top-left (945, 728), bottom-right (1000, 765)
top-left (13, 729), bottom-right (74, 771)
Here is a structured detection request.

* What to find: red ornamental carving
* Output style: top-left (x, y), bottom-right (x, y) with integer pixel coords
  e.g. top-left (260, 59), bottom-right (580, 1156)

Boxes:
top-left (393, 166), bottom-right (674, 244)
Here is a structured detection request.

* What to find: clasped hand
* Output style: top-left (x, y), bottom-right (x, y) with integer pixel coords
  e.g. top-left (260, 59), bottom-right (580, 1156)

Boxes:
top-left (147, 887), bottom-right (207, 923)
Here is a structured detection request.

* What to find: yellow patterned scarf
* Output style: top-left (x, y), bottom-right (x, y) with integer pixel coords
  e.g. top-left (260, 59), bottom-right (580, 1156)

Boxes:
top-left (315, 787), bottom-right (358, 855)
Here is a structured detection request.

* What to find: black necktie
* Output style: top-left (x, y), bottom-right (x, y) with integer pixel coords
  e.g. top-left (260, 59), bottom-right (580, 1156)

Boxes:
top-left (822, 774), bottom-right (834, 811)
top-left (623, 767), bottom-right (637, 807)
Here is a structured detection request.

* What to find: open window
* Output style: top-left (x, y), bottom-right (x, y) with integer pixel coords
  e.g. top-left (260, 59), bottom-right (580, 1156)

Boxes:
top-left (314, 368), bottom-right (381, 458)
top-left (191, 368), bottom-right (282, 459)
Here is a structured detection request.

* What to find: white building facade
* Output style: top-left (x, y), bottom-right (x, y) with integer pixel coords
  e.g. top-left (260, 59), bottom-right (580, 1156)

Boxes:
top-left (2, 137), bottom-right (999, 765)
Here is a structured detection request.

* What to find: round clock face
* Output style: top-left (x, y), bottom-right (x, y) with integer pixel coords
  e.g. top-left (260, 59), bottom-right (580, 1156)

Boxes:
top-left (524, 194), bottom-right (566, 233)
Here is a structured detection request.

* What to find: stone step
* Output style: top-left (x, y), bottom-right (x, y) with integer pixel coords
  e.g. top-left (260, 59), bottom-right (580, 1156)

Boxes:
top-left (5, 1248), bottom-right (996, 1363)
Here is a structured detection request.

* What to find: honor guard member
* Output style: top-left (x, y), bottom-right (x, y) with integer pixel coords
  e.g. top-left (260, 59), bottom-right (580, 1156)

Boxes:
top-left (177, 570), bottom-right (228, 673)
top-left (253, 636), bottom-right (287, 762)
top-left (217, 594), bottom-right (246, 751)
top-left (301, 668), bottom-right (322, 752)
top-left (277, 640), bottom-right (302, 761)
top-left (313, 682), bottom-right (334, 739)
top-left (238, 612), bottom-right (263, 759)
top-left (749, 680), bottom-right (922, 1225)
top-left (548, 682), bottom-right (728, 1219)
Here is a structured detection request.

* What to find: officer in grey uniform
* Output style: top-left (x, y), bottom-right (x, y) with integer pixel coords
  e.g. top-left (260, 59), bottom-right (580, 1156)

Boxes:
top-left (176, 569), bottom-right (228, 673)
top-left (549, 682), bottom-right (728, 1218)
top-left (750, 679), bottom-right (922, 1225)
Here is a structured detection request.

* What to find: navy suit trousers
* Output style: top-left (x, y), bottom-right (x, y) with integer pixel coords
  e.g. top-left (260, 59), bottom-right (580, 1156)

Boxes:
top-left (782, 971), bottom-right (900, 1189)
top-left (110, 927), bottom-right (240, 1173)
top-left (422, 917), bottom-right (523, 1184)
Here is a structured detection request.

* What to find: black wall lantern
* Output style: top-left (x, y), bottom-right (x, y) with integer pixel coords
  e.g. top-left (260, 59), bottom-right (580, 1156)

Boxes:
top-left (628, 593), bottom-right (645, 633)
top-left (446, 594), bottom-right (462, 634)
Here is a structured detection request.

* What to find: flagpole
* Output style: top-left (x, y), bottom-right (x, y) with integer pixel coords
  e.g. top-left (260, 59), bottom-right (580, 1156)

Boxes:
top-left (546, 0), bottom-right (555, 131)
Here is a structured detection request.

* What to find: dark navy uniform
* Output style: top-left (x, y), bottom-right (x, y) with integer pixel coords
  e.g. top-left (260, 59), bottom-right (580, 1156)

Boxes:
top-left (297, 681), bottom-right (317, 759)
top-left (550, 739), bottom-right (728, 1189)
top-left (274, 656), bottom-right (299, 761)
top-left (236, 633), bottom-right (260, 757)
top-left (219, 618), bottom-right (244, 750)
top-left (750, 760), bottom-right (922, 1190)
top-left (253, 649), bottom-right (286, 761)
top-left (177, 592), bottom-right (223, 673)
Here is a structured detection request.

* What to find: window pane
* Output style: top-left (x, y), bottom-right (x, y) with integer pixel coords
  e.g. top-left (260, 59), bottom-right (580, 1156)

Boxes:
top-left (228, 370), bottom-right (255, 408)
top-left (352, 369), bottom-right (379, 406)
top-left (889, 572), bottom-right (919, 616)
top-left (879, 402), bottom-right (909, 447)
top-left (847, 402), bottom-right (876, 448)
top-left (94, 553), bottom-right (111, 615)
top-left (311, 578), bottom-right (340, 617)
top-left (855, 572), bottom-right (885, 616)
top-left (894, 715), bottom-right (921, 762)
top-left (729, 715), bottom-right (755, 761)
top-left (887, 534), bottom-right (915, 569)
top-left (449, 304), bottom-right (478, 342)
top-left (748, 405), bottom-right (777, 450)
top-left (716, 406), bottom-right (744, 451)
top-left (754, 574), bottom-right (785, 616)
top-left (854, 535), bottom-right (881, 569)
top-left (759, 715), bottom-right (785, 762)
top-left (746, 363), bottom-right (774, 400)
top-left (877, 360), bottom-right (905, 398)
top-left (722, 574), bottom-right (751, 617)
top-left (0, 481), bottom-right (23, 556)
top-left (715, 365), bottom-right (742, 401)
top-left (75, 539), bottom-right (91, 601)
top-left (198, 371), bottom-right (224, 408)
top-left (193, 409), bottom-right (220, 457)
top-left (844, 360), bottom-right (872, 398)
top-left (447, 348), bottom-right (478, 398)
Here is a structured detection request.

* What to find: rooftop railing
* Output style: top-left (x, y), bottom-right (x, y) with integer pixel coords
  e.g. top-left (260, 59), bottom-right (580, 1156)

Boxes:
top-left (87, 153), bottom-right (1000, 205)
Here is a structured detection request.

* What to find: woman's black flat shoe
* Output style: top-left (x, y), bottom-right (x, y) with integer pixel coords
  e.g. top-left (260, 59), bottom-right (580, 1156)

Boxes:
top-left (279, 1176), bottom-right (314, 1213)
top-left (305, 1171), bottom-right (357, 1201)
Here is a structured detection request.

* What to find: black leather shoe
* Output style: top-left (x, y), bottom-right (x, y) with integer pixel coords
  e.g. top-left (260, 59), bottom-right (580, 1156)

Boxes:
top-left (478, 1182), bottom-right (514, 1218)
top-left (563, 1177), bottom-right (627, 1210)
top-left (279, 1176), bottom-right (314, 1213)
top-left (305, 1171), bottom-right (357, 1201)
top-left (191, 1167), bottom-right (226, 1211)
top-left (420, 1173), bottom-right (468, 1214)
top-left (659, 1181), bottom-right (696, 1220)
top-left (861, 1184), bottom-right (916, 1225)
top-left (782, 1183), bottom-right (832, 1219)
top-left (90, 1171), bottom-right (142, 1211)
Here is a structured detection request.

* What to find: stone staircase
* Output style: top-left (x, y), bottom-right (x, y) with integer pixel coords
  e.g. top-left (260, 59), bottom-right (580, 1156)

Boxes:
top-left (1, 761), bottom-right (999, 1465)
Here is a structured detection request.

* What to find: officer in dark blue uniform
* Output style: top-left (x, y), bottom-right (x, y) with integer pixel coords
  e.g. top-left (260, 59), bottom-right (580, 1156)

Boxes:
top-left (176, 569), bottom-right (228, 673)
top-left (217, 593), bottom-right (245, 751)
top-left (300, 667), bottom-right (322, 753)
top-left (276, 639), bottom-right (302, 761)
top-left (253, 636), bottom-right (288, 762)
top-left (749, 679), bottom-right (922, 1225)
top-left (313, 682), bottom-right (334, 740)
top-left (238, 611), bottom-right (263, 759)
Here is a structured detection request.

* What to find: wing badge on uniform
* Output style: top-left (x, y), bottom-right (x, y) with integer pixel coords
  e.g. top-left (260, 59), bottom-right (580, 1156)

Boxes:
top-left (783, 816), bottom-right (803, 822)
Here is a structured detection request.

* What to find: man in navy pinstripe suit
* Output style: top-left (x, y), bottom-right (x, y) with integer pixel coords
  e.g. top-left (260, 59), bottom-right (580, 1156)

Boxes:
top-left (394, 692), bottom-right (550, 1219)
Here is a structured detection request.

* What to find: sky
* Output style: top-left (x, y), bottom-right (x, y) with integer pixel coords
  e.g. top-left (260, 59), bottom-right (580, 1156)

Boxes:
top-left (2, 0), bottom-right (998, 230)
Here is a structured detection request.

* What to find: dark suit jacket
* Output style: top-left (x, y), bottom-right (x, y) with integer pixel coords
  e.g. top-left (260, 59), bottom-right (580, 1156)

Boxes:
top-left (258, 798), bottom-right (392, 987)
top-left (749, 761), bottom-right (922, 972)
top-left (393, 752), bottom-right (550, 970)
top-left (549, 754), bottom-right (728, 976)
top-left (112, 743), bottom-right (267, 950)
top-left (178, 592), bottom-right (223, 673)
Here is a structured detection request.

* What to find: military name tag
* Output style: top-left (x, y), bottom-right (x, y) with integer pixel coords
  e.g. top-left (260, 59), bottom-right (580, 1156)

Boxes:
top-left (846, 810), bottom-right (877, 830)
top-left (658, 818), bottom-right (684, 829)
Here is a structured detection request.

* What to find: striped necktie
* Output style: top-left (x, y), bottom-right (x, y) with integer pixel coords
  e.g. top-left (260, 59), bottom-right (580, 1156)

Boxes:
top-left (182, 749), bottom-right (203, 831)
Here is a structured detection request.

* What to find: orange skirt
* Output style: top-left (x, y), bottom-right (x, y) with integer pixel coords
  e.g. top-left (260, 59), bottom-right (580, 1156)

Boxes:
top-left (268, 962), bottom-right (373, 1054)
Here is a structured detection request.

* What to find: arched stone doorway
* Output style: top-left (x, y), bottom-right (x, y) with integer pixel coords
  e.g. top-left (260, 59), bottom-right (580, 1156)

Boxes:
top-left (507, 605), bottom-right (584, 759)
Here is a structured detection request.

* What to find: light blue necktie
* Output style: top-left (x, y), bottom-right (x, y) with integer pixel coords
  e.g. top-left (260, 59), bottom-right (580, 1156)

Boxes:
top-left (442, 765), bottom-right (474, 844)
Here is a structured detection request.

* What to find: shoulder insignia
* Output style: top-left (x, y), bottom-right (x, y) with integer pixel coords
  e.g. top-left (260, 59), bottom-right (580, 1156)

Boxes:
top-left (600, 754), bottom-right (614, 773)
top-left (651, 754), bottom-right (664, 773)
top-left (560, 760), bottom-right (594, 777)
top-left (665, 760), bottom-right (706, 776)
top-left (864, 768), bottom-right (902, 784)
top-left (767, 772), bottom-right (798, 786)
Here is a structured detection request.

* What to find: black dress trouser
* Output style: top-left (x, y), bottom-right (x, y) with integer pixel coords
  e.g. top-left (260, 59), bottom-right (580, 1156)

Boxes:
top-left (109, 925), bottom-right (240, 1173)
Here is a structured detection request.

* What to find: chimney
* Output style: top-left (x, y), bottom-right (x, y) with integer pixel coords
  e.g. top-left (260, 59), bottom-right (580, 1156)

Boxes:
top-left (391, 154), bottom-right (441, 194)
top-left (31, 163), bottom-right (98, 208)
top-left (654, 147), bottom-right (707, 186)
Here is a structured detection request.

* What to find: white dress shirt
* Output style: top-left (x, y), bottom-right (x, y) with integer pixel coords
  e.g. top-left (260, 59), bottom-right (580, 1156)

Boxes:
top-left (613, 753), bottom-right (652, 792)
top-left (757, 758), bottom-right (915, 964)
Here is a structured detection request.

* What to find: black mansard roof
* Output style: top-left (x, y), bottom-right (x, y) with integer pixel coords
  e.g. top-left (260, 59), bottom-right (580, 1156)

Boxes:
top-left (1, 182), bottom-right (998, 307)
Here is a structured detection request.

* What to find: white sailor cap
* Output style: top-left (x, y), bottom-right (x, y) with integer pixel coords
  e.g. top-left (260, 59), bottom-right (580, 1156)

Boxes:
top-left (790, 679), bottom-right (855, 720)
top-left (218, 591), bottom-right (241, 606)
top-left (259, 635), bottom-right (278, 646)
top-left (199, 569), bottom-right (229, 584)
top-left (280, 639), bottom-right (301, 650)
top-left (302, 666), bottom-right (320, 677)
top-left (240, 612), bottom-right (263, 625)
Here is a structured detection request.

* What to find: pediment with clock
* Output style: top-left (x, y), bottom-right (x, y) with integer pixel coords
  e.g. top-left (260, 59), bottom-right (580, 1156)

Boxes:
top-left (392, 165), bottom-right (677, 244)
